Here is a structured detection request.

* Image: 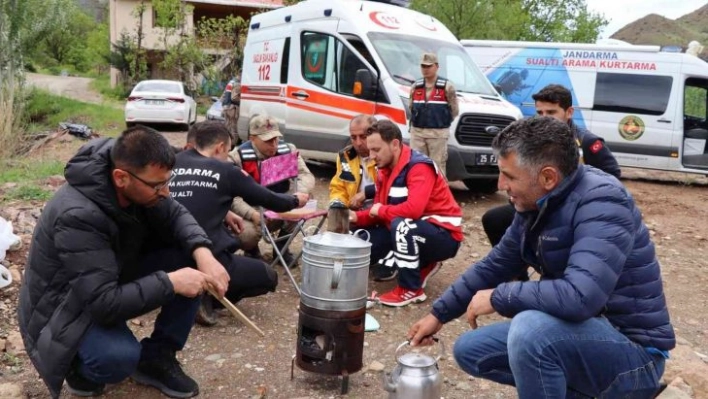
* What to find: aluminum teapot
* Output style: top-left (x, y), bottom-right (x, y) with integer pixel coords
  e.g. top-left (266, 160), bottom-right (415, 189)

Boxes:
top-left (382, 339), bottom-right (444, 399)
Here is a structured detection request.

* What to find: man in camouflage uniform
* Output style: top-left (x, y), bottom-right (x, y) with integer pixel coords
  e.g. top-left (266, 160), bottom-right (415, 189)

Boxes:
top-left (409, 53), bottom-right (459, 179)
top-left (222, 76), bottom-right (241, 147)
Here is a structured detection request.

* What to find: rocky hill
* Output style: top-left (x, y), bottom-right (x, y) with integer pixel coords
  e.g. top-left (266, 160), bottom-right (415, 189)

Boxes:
top-left (611, 3), bottom-right (708, 52)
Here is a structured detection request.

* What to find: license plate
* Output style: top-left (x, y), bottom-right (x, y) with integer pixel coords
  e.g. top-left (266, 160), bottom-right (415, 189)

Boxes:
top-left (145, 100), bottom-right (164, 105)
top-left (475, 153), bottom-right (498, 165)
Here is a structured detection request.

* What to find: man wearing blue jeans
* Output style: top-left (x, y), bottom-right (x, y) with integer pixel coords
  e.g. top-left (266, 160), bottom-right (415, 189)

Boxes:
top-left (19, 127), bottom-right (229, 398)
top-left (408, 117), bottom-right (675, 398)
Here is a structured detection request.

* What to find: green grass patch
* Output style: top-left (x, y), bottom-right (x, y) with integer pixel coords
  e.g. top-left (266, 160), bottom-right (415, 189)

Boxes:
top-left (24, 88), bottom-right (124, 137)
top-left (91, 75), bottom-right (130, 102)
top-left (1, 184), bottom-right (53, 203)
top-left (197, 102), bottom-right (210, 116)
top-left (0, 159), bottom-right (64, 184)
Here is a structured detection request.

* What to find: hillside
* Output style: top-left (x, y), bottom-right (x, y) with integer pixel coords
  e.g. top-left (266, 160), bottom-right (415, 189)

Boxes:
top-left (611, 3), bottom-right (708, 51)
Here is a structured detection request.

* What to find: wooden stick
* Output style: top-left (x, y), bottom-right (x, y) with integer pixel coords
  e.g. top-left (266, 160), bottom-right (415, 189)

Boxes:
top-left (207, 288), bottom-right (265, 337)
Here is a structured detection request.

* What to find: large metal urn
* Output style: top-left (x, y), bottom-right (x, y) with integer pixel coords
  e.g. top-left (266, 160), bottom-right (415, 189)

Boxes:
top-left (300, 231), bottom-right (371, 312)
top-left (293, 231), bottom-right (371, 394)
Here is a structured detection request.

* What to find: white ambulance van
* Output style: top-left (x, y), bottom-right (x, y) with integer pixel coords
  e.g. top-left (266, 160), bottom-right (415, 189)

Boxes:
top-left (239, 0), bottom-right (522, 189)
top-left (463, 39), bottom-right (708, 175)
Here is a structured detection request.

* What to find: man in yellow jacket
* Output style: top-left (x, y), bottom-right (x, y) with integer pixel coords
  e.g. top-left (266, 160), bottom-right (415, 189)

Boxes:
top-left (329, 114), bottom-right (377, 210)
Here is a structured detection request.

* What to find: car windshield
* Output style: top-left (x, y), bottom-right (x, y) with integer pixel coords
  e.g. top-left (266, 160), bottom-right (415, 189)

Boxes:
top-left (135, 82), bottom-right (182, 94)
top-left (367, 32), bottom-right (496, 96)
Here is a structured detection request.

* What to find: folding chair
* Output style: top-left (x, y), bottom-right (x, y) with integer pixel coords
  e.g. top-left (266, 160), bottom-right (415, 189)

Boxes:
top-left (257, 152), bottom-right (328, 295)
top-left (262, 208), bottom-right (327, 295)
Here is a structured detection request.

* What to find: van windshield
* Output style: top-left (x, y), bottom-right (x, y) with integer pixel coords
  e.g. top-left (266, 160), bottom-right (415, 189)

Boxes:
top-left (367, 32), bottom-right (496, 96)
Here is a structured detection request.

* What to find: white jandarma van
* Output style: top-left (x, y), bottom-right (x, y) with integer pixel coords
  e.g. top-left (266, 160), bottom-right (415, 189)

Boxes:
top-left (240, 0), bottom-right (522, 189)
top-left (463, 39), bottom-right (708, 175)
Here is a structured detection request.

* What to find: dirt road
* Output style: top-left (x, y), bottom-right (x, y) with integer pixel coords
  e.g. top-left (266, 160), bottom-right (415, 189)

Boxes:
top-left (25, 73), bottom-right (105, 104)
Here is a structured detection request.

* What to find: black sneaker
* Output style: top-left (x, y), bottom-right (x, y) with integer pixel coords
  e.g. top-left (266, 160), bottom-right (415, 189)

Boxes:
top-left (132, 349), bottom-right (198, 398)
top-left (244, 247), bottom-right (262, 260)
top-left (195, 294), bottom-right (218, 327)
top-left (65, 363), bottom-right (105, 397)
top-left (273, 248), bottom-right (298, 269)
top-left (372, 265), bottom-right (398, 282)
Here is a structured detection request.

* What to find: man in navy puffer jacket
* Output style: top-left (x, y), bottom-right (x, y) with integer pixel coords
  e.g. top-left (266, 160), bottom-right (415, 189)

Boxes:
top-left (408, 116), bottom-right (675, 398)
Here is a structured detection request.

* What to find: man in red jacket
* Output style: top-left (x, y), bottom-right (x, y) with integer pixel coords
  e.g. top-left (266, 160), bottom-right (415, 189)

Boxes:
top-left (350, 120), bottom-right (462, 307)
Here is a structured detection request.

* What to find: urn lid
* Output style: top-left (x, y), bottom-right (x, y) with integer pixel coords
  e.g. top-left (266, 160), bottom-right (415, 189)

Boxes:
top-left (304, 231), bottom-right (371, 249)
top-left (398, 352), bottom-right (436, 368)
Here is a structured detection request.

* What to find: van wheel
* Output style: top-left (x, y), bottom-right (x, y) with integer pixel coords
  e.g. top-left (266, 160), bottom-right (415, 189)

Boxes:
top-left (464, 178), bottom-right (498, 194)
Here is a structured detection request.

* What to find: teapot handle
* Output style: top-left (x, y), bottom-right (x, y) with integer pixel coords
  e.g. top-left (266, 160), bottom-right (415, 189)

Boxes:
top-left (395, 337), bottom-right (445, 362)
top-left (351, 229), bottom-right (370, 242)
top-left (331, 258), bottom-right (343, 289)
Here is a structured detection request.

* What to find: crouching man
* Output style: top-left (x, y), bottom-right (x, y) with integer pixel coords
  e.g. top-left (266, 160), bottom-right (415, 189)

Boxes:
top-left (173, 121), bottom-right (307, 325)
top-left (18, 126), bottom-right (228, 398)
top-left (408, 117), bottom-right (674, 398)
top-left (350, 120), bottom-right (462, 307)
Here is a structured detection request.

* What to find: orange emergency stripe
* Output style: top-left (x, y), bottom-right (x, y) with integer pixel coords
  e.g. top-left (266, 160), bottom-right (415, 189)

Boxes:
top-left (241, 84), bottom-right (407, 125)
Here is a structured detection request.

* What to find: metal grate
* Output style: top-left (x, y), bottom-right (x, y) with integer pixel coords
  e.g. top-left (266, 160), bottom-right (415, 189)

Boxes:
top-left (455, 114), bottom-right (517, 147)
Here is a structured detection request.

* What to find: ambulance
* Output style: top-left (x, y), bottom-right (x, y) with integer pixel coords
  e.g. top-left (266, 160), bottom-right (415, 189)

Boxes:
top-left (239, 0), bottom-right (522, 189)
top-left (463, 39), bottom-right (708, 175)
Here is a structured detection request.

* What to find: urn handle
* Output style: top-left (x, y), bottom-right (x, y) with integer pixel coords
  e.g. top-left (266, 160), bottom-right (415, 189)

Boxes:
top-left (395, 337), bottom-right (445, 363)
top-left (351, 229), bottom-right (371, 242)
top-left (382, 368), bottom-right (398, 393)
top-left (331, 258), bottom-right (344, 289)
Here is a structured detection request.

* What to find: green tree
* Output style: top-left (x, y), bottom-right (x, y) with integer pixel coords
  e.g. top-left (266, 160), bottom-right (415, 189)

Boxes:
top-left (39, 1), bottom-right (97, 68)
top-left (152, 0), bottom-right (194, 83)
top-left (192, 15), bottom-right (248, 91)
top-left (410, 0), bottom-right (607, 43)
top-left (1, 0), bottom-right (31, 159)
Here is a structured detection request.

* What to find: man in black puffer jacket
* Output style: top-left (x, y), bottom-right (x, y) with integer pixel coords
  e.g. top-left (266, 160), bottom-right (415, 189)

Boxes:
top-left (18, 126), bottom-right (230, 399)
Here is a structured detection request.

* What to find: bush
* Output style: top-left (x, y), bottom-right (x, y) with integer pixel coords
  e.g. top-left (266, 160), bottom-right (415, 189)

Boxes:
top-left (23, 89), bottom-right (62, 124)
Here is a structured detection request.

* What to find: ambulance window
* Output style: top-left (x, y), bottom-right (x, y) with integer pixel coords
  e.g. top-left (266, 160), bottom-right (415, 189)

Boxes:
top-left (300, 31), bottom-right (370, 97)
top-left (594, 73), bottom-right (673, 115)
top-left (302, 32), bottom-right (331, 86)
top-left (281, 38), bottom-right (290, 84)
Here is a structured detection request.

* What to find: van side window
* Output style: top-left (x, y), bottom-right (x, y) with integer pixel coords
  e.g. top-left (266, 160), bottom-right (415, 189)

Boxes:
top-left (684, 78), bottom-right (708, 130)
top-left (281, 38), bottom-right (290, 84)
top-left (301, 31), bottom-right (367, 96)
top-left (593, 73), bottom-right (673, 115)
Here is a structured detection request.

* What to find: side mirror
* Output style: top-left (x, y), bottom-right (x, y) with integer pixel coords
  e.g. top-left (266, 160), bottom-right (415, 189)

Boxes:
top-left (353, 69), bottom-right (377, 101)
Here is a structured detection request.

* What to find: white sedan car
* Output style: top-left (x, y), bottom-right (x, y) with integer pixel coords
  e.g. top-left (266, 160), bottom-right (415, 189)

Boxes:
top-left (125, 80), bottom-right (197, 129)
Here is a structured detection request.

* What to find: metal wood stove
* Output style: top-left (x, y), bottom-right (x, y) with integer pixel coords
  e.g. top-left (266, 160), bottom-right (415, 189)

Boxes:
top-left (290, 232), bottom-right (371, 394)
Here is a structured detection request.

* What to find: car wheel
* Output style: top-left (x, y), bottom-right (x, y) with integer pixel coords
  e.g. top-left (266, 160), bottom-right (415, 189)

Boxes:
top-left (126, 122), bottom-right (135, 128)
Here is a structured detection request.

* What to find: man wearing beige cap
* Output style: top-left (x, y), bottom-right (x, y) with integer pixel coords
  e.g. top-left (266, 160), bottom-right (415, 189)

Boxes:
top-left (229, 115), bottom-right (315, 265)
top-left (409, 52), bottom-right (459, 178)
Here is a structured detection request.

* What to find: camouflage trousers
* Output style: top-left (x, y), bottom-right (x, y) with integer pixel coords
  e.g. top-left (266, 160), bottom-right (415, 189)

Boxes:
top-left (223, 105), bottom-right (240, 145)
top-left (410, 126), bottom-right (449, 178)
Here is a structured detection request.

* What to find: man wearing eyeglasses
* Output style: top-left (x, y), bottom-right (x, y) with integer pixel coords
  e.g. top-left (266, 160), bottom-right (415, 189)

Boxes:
top-left (409, 52), bottom-right (459, 179)
top-left (18, 126), bottom-right (228, 399)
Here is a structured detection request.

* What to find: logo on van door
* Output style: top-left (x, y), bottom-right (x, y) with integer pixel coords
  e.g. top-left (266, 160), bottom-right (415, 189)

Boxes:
top-left (618, 115), bottom-right (645, 141)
